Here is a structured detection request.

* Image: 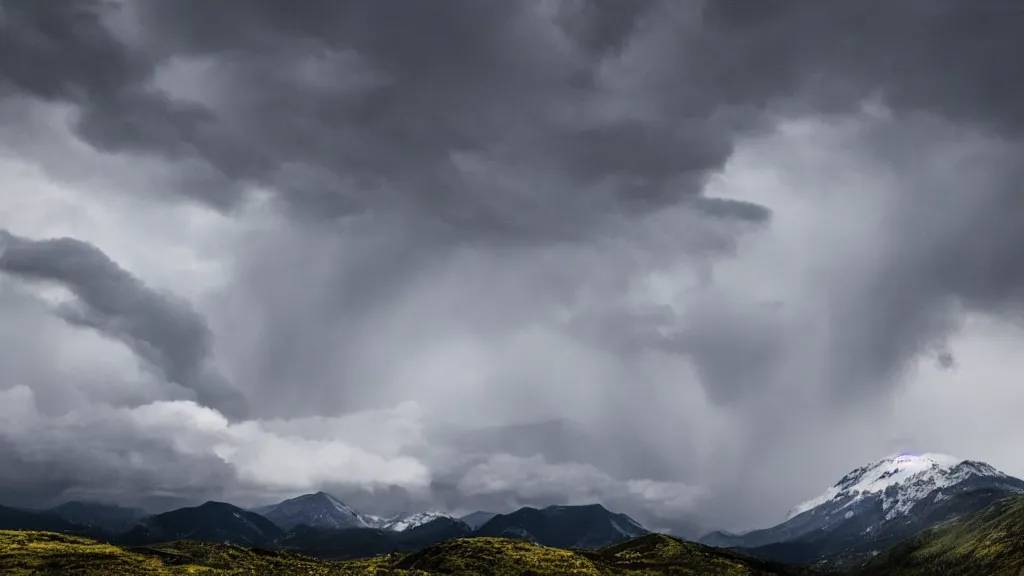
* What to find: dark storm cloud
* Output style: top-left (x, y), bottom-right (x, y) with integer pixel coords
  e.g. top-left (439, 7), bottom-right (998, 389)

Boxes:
top-left (2, 0), bottom-right (1021, 236)
top-left (0, 0), bottom-right (770, 239)
top-left (557, 0), bottom-right (1024, 406)
top-left (0, 0), bottom-right (231, 203)
top-left (4, 0), bottom-right (1024, 533)
top-left (0, 230), bottom-right (248, 419)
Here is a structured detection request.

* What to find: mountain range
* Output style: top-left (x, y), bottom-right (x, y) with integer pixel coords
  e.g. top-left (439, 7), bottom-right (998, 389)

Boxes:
top-left (2, 451), bottom-right (1024, 572)
top-left (0, 493), bottom-right (650, 560)
top-left (7, 494), bottom-right (1024, 575)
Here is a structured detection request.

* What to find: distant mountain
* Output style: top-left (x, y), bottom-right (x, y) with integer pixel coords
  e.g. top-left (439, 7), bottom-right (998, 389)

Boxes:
top-left (459, 511), bottom-right (497, 530)
top-left (856, 494), bottom-right (1024, 575)
top-left (380, 511), bottom-right (458, 532)
top-left (49, 501), bottom-right (147, 534)
top-left (702, 453), bottom-right (1024, 566)
top-left (117, 501), bottom-right (284, 547)
top-left (0, 504), bottom-right (91, 535)
top-left (280, 516), bottom-right (471, 560)
top-left (256, 492), bottom-right (375, 531)
top-left (403, 516), bottom-right (472, 541)
top-left (474, 504), bottom-right (648, 549)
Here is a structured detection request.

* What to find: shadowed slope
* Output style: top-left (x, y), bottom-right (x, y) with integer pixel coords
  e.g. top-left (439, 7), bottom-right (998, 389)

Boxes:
top-left (595, 533), bottom-right (819, 575)
top-left (474, 503), bottom-right (647, 549)
top-left (117, 501), bottom-right (283, 547)
top-left (855, 495), bottom-right (1024, 576)
top-left (0, 530), bottom-right (387, 575)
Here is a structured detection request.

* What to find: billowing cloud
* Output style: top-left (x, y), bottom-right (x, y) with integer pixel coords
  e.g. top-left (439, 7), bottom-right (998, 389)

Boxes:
top-left (0, 385), bottom-right (430, 510)
top-left (0, 230), bottom-right (248, 419)
top-left (1, 0), bottom-right (1024, 536)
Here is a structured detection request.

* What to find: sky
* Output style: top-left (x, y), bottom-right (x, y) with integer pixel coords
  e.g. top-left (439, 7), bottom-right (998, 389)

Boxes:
top-left (2, 0), bottom-right (1024, 536)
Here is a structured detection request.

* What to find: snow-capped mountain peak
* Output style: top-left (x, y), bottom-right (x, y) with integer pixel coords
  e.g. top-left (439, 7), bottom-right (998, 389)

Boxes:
top-left (787, 452), bottom-right (1012, 521)
top-left (316, 492), bottom-right (365, 520)
top-left (259, 491), bottom-right (375, 530)
top-left (381, 511), bottom-right (455, 532)
top-left (700, 452), bottom-right (1024, 561)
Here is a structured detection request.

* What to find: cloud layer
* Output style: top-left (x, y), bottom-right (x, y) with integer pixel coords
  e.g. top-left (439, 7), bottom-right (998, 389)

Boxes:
top-left (2, 0), bottom-right (1024, 534)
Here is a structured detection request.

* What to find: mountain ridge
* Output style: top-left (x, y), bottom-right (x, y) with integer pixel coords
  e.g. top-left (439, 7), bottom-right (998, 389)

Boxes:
top-left (701, 453), bottom-right (1024, 566)
top-left (117, 501), bottom-right (284, 548)
top-left (474, 503), bottom-right (649, 549)
top-left (257, 491), bottom-right (377, 531)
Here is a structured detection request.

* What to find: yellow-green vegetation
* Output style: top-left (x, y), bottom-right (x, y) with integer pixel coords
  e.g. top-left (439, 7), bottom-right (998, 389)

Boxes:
top-left (593, 534), bottom-right (815, 575)
top-left (1, 530), bottom-right (812, 575)
top-left (856, 495), bottom-right (1024, 576)
top-left (0, 531), bottom-right (385, 576)
top-left (0, 531), bottom-right (191, 576)
top-left (394, 537), bottom-right (602, 575)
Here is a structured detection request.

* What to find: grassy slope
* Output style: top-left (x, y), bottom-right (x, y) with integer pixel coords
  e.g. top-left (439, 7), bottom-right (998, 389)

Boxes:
top-left (0, 531), bottom-right (388, 576)
top-left (0, 530), bottom-right (815, 575)
top-left (592, 533), bottom-right (821, 575)
top-left (856, 495), bottom-right (1024, 576)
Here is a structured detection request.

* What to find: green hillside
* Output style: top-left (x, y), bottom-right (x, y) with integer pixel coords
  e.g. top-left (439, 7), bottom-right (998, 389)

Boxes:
top-left (0, 530), bottom-right (813, 575)
top-left (591, 533), bottom-right (816, 575)
top-left (855, 495), bottom-right (1024, 576)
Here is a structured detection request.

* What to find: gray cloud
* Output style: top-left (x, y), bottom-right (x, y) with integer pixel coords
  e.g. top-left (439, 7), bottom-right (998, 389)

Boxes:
top-left (0, 230), bottom-right (248, 419)
top-left (2, 0), bottom-right (1024, 535)
top-left (1, 0), bottom-right (770, 239)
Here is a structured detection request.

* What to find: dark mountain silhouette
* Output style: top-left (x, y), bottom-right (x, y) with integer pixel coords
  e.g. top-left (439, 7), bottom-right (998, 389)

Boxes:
top-left (459, 510), bottom-right (497, 529)
top-left (116, 501), bottom-right (283, 547)
top-left (49, 501), bottom-right (147, 534)
top-left (279, 516), bottom-right (471, 560)
top-left (474, 503), bottom-right (648, 549)
top-left (0, 504), bottom-right (91, 535)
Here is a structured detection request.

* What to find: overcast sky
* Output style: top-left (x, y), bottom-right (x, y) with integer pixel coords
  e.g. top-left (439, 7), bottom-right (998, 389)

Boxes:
top-left (2, 0), bottom-right (1024, 536)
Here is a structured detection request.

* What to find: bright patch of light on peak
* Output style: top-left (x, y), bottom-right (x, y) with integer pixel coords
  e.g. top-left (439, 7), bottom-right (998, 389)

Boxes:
top-left (385, 511), bottom-right (453, 532)
top-left (786, 453), bottom-right (1008, 521)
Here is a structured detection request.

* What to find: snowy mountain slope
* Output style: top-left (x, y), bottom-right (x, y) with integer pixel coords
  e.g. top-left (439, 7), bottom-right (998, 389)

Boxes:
top-left (258, 492), bottom-right (376, 531)
top-left (380, 511), bottom-right (456, 532)
top-left (257, 494), bottom-right (465, 535)
top-left (786, 453), bottom-right (1018, 521)
top-left (701, 453), bottom-right (1024, 564)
